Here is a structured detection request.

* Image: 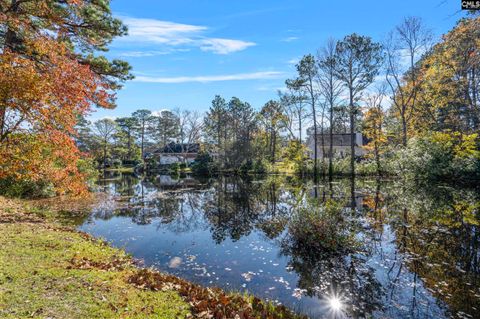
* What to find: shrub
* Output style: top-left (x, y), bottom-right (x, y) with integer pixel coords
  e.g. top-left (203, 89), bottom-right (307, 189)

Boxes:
top-left (122, 159), bottom-right (140, 167)
top-left (111, 159), bottom-right (122, 168)
top-left (191, 152), bottom-right (215, 175)
top-left (282, 140), bottom-right (309, 175)
top-left (178, 162), bottom-right (187, 169)
top-left (0, 133), bottom-right (90, 196)
top-left (355, 159), bottom-right (379, 176)
top-left (286, 199), bottom-right (357, 256)
top-left (0, 178), bottom-right (55, 198)
top-left (77, 158), bottom-right (98, 190)
top-left (395, 132), bottom-right (480, 181)
top-left (252, 159), bottom-right (268, 174)
top-left (169, 163), bottom-right (180, 172)
top-left (239, 159), bottom-right (253, 174)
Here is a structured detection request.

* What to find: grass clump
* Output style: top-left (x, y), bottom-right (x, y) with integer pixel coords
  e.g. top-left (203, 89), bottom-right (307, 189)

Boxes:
top-left (286, 199), bottom-right (357, 256)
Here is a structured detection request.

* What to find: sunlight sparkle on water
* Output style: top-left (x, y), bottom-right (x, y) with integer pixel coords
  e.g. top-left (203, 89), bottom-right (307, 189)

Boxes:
top-left (329, 296), bottom-right (342, 311)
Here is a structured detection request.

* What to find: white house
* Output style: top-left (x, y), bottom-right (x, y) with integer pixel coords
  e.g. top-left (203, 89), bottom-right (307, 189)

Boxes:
top-left (154, 142), bottom-right (200, 165)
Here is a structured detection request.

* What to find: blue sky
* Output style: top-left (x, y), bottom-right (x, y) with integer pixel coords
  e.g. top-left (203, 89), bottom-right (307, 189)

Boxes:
top-left (92, 0), bottom-right (467, 120)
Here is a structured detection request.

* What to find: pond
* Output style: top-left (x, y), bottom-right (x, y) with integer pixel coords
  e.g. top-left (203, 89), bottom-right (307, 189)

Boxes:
top-left (78, 173), bottom-right (480, 319)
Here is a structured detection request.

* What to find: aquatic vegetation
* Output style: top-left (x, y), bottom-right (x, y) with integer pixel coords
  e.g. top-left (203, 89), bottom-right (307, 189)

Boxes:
top-left (285, 199), bottom-right (357, 256)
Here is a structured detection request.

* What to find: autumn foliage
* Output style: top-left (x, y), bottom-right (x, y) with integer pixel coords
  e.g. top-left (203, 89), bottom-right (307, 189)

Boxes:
top-left (0, 0), bottom-right (130, 196)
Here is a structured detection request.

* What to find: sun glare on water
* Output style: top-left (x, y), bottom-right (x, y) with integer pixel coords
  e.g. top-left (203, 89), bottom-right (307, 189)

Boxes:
top-left (324, 294), bottom-right (346, 318)
top-left (329, 296), bottom-right (342, 311)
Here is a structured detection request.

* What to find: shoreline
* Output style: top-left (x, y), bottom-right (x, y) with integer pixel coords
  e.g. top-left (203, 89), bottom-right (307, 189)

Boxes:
top-left (0, 196), bottom-right (305, 319)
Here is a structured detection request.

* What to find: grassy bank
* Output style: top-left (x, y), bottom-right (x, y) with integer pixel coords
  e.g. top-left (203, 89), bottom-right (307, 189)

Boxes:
top-left (104, 166), bottom-right (136, 174)
top-left (0, 197), bottom-right (304, 319)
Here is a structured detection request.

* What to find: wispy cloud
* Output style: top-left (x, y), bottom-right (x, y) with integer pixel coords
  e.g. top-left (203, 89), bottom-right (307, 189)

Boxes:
top-left (123, 17), bottom-right (205, 44)
top-left (134, 71), bottom-right (284, 84)
top-left (119, 17), bottom-right (255, 55)
top-left (287, 57), bottom-right (300, 65)
top-left (119, 48), bottom-right (191, 58)
top-left (200, 38), bottom-right (255, 55)
top-left (281, 36), bottom-right (299, 42)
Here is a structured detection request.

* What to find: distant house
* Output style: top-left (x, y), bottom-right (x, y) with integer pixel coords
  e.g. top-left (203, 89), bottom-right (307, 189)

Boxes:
top-left (306, 131), bottom-right (368, 158)
top-left (153, 142), bottom-right (200, 165)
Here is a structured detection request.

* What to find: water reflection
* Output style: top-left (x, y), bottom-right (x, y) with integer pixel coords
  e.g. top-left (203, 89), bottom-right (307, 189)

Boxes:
top-left (79, 173), bottom-right (480, 319)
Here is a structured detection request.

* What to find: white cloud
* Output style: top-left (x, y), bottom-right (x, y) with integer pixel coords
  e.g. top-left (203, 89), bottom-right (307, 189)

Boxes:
top-left (282, 36), bottom-right (299, 42)
top-left (200, 38), bottom-right (255, 55)
top-left (134, 71), bottom-right (284, 84)
top-left (89, 115), bottom-right (118, 122)
top-left (119, 17), bottom-right (255, 55)
top-left (123, 17), bottom-right (205, 45)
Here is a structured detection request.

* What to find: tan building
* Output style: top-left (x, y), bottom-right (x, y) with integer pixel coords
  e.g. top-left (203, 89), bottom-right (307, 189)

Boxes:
top-left (306, 132), bottom-right (367, 158)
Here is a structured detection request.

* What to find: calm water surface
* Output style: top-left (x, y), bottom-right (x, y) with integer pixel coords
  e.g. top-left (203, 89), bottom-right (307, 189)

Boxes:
top-left (78, 174), bottom-right (480, 319)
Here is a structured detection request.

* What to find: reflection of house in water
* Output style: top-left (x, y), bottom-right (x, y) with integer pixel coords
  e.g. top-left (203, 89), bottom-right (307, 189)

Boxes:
top-left (155, 175), bottom-right (201, 190)
top-left (153, 142), bottom-right (199, 165)
top-left (306, 129), bottom-right (368, 158)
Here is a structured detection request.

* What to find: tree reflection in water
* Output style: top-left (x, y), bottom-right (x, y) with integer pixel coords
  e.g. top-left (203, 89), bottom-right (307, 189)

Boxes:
top-left (279, 197), bottom-right (383, 318)
top-left (83, 172), bottom-right (480, 319)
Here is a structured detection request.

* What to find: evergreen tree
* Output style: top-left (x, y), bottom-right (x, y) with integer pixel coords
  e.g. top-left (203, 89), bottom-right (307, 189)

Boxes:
top-left (115, 117), bottom-right (138, 162)
top-left (131, 109), bottom-right (154, 161)
top-left (152, 110), bottom-right (180, 147)
top-left (286, 55), bottom-right (320, 178)
top-left (334, 33), bottom-right (383, 176)
top-left (204, 95), bottom-right (228, 167)
top-left (259, 100), bottom-right (285, 164)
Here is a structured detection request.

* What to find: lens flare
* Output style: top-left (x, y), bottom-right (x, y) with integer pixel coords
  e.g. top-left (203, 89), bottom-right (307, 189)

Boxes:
top-left (328, 296), bottom-right (342, 311)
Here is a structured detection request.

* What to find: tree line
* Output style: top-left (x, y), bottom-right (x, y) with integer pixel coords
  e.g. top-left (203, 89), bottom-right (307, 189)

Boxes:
top-left (1, 0), bottom-right (478, 197)
top-left (75, 108), bottom-right (204, 169)
top-left (203, 14), bottom-right (480, 181)
top-left (68, 14), bottom-right (480, 182)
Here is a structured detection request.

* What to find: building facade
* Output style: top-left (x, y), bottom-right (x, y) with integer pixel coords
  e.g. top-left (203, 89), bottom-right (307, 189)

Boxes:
top-left (306, 132), bottom-right (367, 158)
top-left (153, 142), bottom-right (200, 165)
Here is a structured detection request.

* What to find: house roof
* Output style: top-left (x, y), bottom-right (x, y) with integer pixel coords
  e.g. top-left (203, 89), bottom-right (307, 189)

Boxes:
top-left (155, 142), bottom-right (200, 154)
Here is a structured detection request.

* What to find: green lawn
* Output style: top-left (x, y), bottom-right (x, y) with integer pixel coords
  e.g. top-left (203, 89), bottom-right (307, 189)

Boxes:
top-left (0, 197), bottom-right (304, 319)
top-left (0, 200), bottom-right (190, 319)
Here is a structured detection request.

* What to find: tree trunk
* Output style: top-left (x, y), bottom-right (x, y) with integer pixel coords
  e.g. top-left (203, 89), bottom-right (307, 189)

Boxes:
top-left (328, 99), bottom-right (334, 179)
top-left (223, 127), bottom-right (228, 168)
top-left (217, 118), bottom-right (221, 167)
top-left (0, 1), bottom-right (18, 142)
top-left (103, 137), bottom-right (107, 169)
top-left (349, 89), bottom-right (355, 177)
top-left (0, 105), bottom-right (5, 141)
top-left (272, 130), bottom-right (276, 164)
top-left (127, 132), bottom-right (131, 161)
top-left (310, 78), bottom-right (318, 181)
top-left (374, 140), bottom-right (381, 176)
top-left (299, 113), bottom-right (302, 143)
top-left (401, 115), bottom-right (407, 146)
top-left (320, 107), bottom-right (326, 178)
top-left (471, 66), bottom-right (479, 131)
top-left (350, 111), bottom-right (355, 176)
top-left (141, 123), bottom-right (145, 161)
